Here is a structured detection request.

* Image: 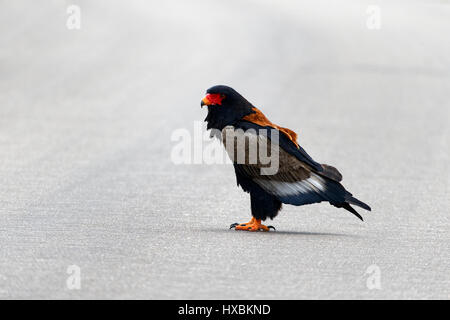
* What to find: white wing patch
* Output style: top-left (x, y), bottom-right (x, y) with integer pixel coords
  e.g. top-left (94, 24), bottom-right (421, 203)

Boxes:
top-left (254, 173), bottom-right (326, 197)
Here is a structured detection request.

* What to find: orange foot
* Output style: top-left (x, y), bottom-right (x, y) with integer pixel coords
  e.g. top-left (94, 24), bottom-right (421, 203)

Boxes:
top-left (230, 217), bottom-right (276, 232)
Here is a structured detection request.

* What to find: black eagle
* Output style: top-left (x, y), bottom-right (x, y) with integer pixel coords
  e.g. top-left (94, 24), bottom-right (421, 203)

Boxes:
top-left (201, 85), bottom-right (371, 231)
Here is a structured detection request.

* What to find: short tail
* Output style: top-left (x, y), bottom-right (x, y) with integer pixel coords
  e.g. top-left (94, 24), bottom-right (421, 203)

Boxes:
top-left (333, 195), bottom-right (371, 221)
top-left (346, 195), bottom-right (371, 211)
top-left (341, 203), bottom-right (363, 221)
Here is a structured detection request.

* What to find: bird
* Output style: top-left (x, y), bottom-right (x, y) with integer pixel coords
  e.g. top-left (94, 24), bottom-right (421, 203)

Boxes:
top-left (201, 85), bottom-right (371, 232)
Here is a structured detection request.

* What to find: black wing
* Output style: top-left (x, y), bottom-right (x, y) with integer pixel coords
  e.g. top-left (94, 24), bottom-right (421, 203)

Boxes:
top-left (235, 120), bottom-right (342, 182)
top-left (222, 124), bottom-right (370, 220)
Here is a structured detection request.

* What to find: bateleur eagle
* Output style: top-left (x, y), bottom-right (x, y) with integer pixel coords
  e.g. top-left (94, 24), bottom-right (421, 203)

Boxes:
top-left (201, 85), bottom-right (371, 231)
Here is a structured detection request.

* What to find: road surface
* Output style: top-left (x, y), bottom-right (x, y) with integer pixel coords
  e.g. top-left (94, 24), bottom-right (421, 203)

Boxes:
top-left (0, 0), bottom-right (449, 299)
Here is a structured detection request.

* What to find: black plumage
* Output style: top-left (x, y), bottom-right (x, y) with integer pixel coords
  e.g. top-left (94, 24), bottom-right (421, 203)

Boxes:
top-left (201, 85), bottom-right (371, 231)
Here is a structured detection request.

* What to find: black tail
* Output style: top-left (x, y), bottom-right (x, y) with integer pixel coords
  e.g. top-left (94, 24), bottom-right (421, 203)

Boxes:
top-left (346, 195), bottom-right (371, 211)
top-left (341, 203), bottom-right (363, 221)
top-left (332, 195), bottom-right (371, 221)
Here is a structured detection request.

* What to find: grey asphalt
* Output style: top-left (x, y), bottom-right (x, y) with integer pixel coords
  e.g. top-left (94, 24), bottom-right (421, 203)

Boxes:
top-left (0, 0), bottom-right (449, 299)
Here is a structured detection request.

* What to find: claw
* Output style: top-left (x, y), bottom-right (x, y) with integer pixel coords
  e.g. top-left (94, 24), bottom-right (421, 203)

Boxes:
top-left (230, 218), bottom-right (275, 232)
top-left (229, 223), bottom-right (239, 229)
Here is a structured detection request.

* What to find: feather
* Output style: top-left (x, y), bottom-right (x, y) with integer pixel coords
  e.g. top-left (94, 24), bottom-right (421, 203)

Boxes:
top-left (221, 124), bottom-right (370, 220)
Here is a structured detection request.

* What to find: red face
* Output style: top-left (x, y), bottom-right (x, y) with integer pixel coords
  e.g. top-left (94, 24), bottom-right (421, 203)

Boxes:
top-left (201, 93), bottom-right (225, 106)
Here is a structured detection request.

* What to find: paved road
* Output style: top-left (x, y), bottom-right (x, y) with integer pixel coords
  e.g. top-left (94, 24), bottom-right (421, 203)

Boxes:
top-left (0, 0), bottom-right (449, 299)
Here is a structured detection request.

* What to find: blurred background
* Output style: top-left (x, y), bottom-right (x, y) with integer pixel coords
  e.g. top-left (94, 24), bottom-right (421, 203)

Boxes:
top-left (0, 0), bottom-right (449, 299)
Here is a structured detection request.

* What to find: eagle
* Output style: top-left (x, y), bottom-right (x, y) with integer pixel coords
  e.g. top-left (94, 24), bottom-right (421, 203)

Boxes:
top-left (201, 85), bottom-right (371, 231)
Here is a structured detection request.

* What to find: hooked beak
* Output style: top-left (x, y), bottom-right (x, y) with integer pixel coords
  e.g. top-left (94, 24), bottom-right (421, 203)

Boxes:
top-left (200, 96), bottom-right (211, 108)
top-left (201, 93), bottom-right (224, 108)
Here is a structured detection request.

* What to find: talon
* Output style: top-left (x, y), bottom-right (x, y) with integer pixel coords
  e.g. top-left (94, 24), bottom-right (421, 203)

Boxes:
top-left (232, 218), bottom-right (275, 232)
top-left (229, 223), bottom-right (239, 229)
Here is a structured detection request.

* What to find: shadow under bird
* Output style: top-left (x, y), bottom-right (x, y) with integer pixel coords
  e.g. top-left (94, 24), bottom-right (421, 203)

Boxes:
top-left (201, 85), bottom-right (371, 231)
